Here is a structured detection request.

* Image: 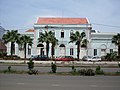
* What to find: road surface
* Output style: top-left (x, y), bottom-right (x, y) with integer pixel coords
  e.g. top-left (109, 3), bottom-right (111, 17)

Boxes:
top-left (0, 74), bottom-right (120, 90)
top-left (0, 64), bottom-right (119, 73)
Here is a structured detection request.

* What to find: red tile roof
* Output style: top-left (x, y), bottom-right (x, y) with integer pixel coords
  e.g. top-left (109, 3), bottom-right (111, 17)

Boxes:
top-left (36, 17), bottom-right (88, 24)
top-left (26, 29), bottom-right (35, 32)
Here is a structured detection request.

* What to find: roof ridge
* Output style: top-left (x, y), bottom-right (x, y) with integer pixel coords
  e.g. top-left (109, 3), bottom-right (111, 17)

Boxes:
top-left (26, 29), bottom-right (35, 32)
top-left (36, 17), bottom-right (88, 24)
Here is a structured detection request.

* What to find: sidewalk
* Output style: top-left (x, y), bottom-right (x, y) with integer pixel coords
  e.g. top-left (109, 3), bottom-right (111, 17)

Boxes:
top-left (0, 60), bottom-right (119, 65)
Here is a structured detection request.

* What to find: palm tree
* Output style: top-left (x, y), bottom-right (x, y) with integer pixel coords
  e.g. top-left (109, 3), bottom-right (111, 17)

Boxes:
top-left (81, 39), bottom-right (89, 56)
top-left (112, 33), bottom-right (120, 56)
top-left (69, 31), bottom-right (86, 59)
top-left (81, 39), bottom-right (88, 48)
top-left (2, 30), bottom-right (20, 56)
top-left (50, 35), bottom-right (58, 58)
top-left (105, 51), bottom-right (117, 61)
top-left (18, 35), bottom-right (33, 59)
top-left (38, 31), bottom-right (53, 57)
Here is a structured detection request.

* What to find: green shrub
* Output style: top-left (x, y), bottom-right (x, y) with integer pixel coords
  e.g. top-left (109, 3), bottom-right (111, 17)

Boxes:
top-left (27, 59), bottom-right (39, 75)
top-left (95, 66), bottom-right (104, 75)
top-left (3, 55), bottom-right (20, 60)
top-left (27, 59), bottom-right (34, 70)
top-left (28, 69), bottom-right (38, 75)
top-left (79, 69), bottom-right (95, 76)
top-left (78, 69), bottom-right (86, 76)
top-left (116, 71), bottom-right (120, 75)
top-left (8, 66), bottom-right (11, 72)
top-left (104, 52), bottom-right (118, 61)
top-left (3, 69), bottom-right (17, 73)
top-left (0, 52), bottom-right (7, 58)
top-left (51, 62), bottom-right (57, 73)
top-left (85, 69), bottom-right (95, 76)
top-left (71, 65), bottom-right (76, 73)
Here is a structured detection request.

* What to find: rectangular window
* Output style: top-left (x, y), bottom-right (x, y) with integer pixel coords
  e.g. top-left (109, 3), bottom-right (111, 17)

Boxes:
top-left (61, 32), bottom-right (64, 38)
top-left (70, 48), bottom-right (74, 55)
top-left (94, 49), bottom-right (97, 56)
top-left (70, 30), bottom-right (73, 37)
top-left (28, 45), bottom-right (31, 55)
top-left (110, 49), bottom-right (113, 53)
top-left (28, 48), bottom-right (31, 55)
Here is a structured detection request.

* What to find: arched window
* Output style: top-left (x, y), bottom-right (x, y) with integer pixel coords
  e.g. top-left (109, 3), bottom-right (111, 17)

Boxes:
top-left (99, 44), bottom-right (107, 56)
top-left (59, 44), bottom-right (66, 56)
top-left (37, 44), bottom-right (44, 47)
top-left (59, 44), bottom-right (65, 47)
top-left (37, 44), bottom-right (44, 55)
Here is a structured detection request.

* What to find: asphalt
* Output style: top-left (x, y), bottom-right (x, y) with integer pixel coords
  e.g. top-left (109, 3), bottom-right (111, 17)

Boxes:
top-left (0, 64), bottom-right (120, 73)
top-left (0, 74), bottom-right (120, 90)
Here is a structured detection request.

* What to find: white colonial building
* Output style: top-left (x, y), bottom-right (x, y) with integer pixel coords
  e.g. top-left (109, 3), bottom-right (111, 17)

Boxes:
top-left (33, 17), bottom-right (91, 58)
top-left (89, 30), bottom-right (117, 57)
top-left (6, 17), bottom-right (118, 59)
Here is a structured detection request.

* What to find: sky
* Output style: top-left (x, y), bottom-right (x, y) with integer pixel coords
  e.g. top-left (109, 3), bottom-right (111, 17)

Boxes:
top-left (0, 0), bottom-right (120, 33)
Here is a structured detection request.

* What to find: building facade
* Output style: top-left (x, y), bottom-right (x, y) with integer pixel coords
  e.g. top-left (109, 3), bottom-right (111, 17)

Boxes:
top-left (89, 30), bottom-right (117, 57)
top-left (33, 18), bottom-right (91, 58)
top-left (6, 17), bottom-right (118, 59)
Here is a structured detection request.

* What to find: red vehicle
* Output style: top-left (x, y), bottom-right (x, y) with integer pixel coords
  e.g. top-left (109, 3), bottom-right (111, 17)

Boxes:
top-left (55, 56), bottom-right (74, 61)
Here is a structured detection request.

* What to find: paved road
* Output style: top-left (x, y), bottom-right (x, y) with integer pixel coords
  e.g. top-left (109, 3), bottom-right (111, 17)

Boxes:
top-left (0, 64), bottom-right (120, 73)
top-left (0, 74), bottom-right (120, 90)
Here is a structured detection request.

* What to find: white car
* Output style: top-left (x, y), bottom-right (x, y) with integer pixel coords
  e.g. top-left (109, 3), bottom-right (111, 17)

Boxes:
top-left (82, 56), bottom-right (92, 61)
top-left (91, 56), bottom-right (101, 61)
top-left (82, 56), bottom-right (101, 61)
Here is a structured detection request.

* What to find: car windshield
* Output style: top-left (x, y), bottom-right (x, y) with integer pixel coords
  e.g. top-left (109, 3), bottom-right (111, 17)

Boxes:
top-left (87, 56), bottom-right (92, 58)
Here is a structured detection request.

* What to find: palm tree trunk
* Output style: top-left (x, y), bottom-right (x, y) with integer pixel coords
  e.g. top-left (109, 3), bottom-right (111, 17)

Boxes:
top-left (118, 45), bottom-right (120, 56)
top-left (77, 43), bottom-right (80, 59)
top-left (24, 43), bottom-right (27, 59)
top-left (11, 42), bottom-right (14, 56)
top-left (51, 44), bottom-right (54, 58)
top-left (46, 41), bottom-right (49, 57)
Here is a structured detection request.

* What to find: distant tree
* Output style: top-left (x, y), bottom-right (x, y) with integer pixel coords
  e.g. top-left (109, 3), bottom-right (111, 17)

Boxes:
top-left (81, 39), bottom-right (89, 56)
top-left (105, 51), bottom-right (117, 61)
top-left (50, 35), bottom-right (58, 58)
top-left (112, 33), bottom-right (120, 56)
top-left (2, 30), bottom-right (20, 56)
top-left (38, 31), bottom-right (53, 57)
top-left (18, 35), bottom-right (33, 59)
top-left (69, 31), bottom-right (86, 59)
top-left (81, 39), bottom-right (88, 48)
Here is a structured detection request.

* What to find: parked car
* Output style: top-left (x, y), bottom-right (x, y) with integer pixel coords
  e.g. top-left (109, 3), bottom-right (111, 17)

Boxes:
top-left (91, 56), bottom-right (101, 61)
top-left (82, 56), bottom-right (92, 61)
top-left (82, 56), bottom-right (101, 61)
top-left (55, 56), bottom-right (74, 61)
top-left (31, 55), bottom-right (49, 61)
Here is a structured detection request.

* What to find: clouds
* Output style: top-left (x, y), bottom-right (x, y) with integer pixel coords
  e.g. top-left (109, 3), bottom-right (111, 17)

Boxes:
top-left (0, 0), bottom-right (120, 32)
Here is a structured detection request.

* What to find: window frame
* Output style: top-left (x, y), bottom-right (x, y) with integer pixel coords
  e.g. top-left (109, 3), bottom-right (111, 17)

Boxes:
top-left (70, 48), bottom-right (74, 55)
top-left (61, 30), bottom-right (64, 38)
top-left (94, 49), bottom-right (97, 56)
